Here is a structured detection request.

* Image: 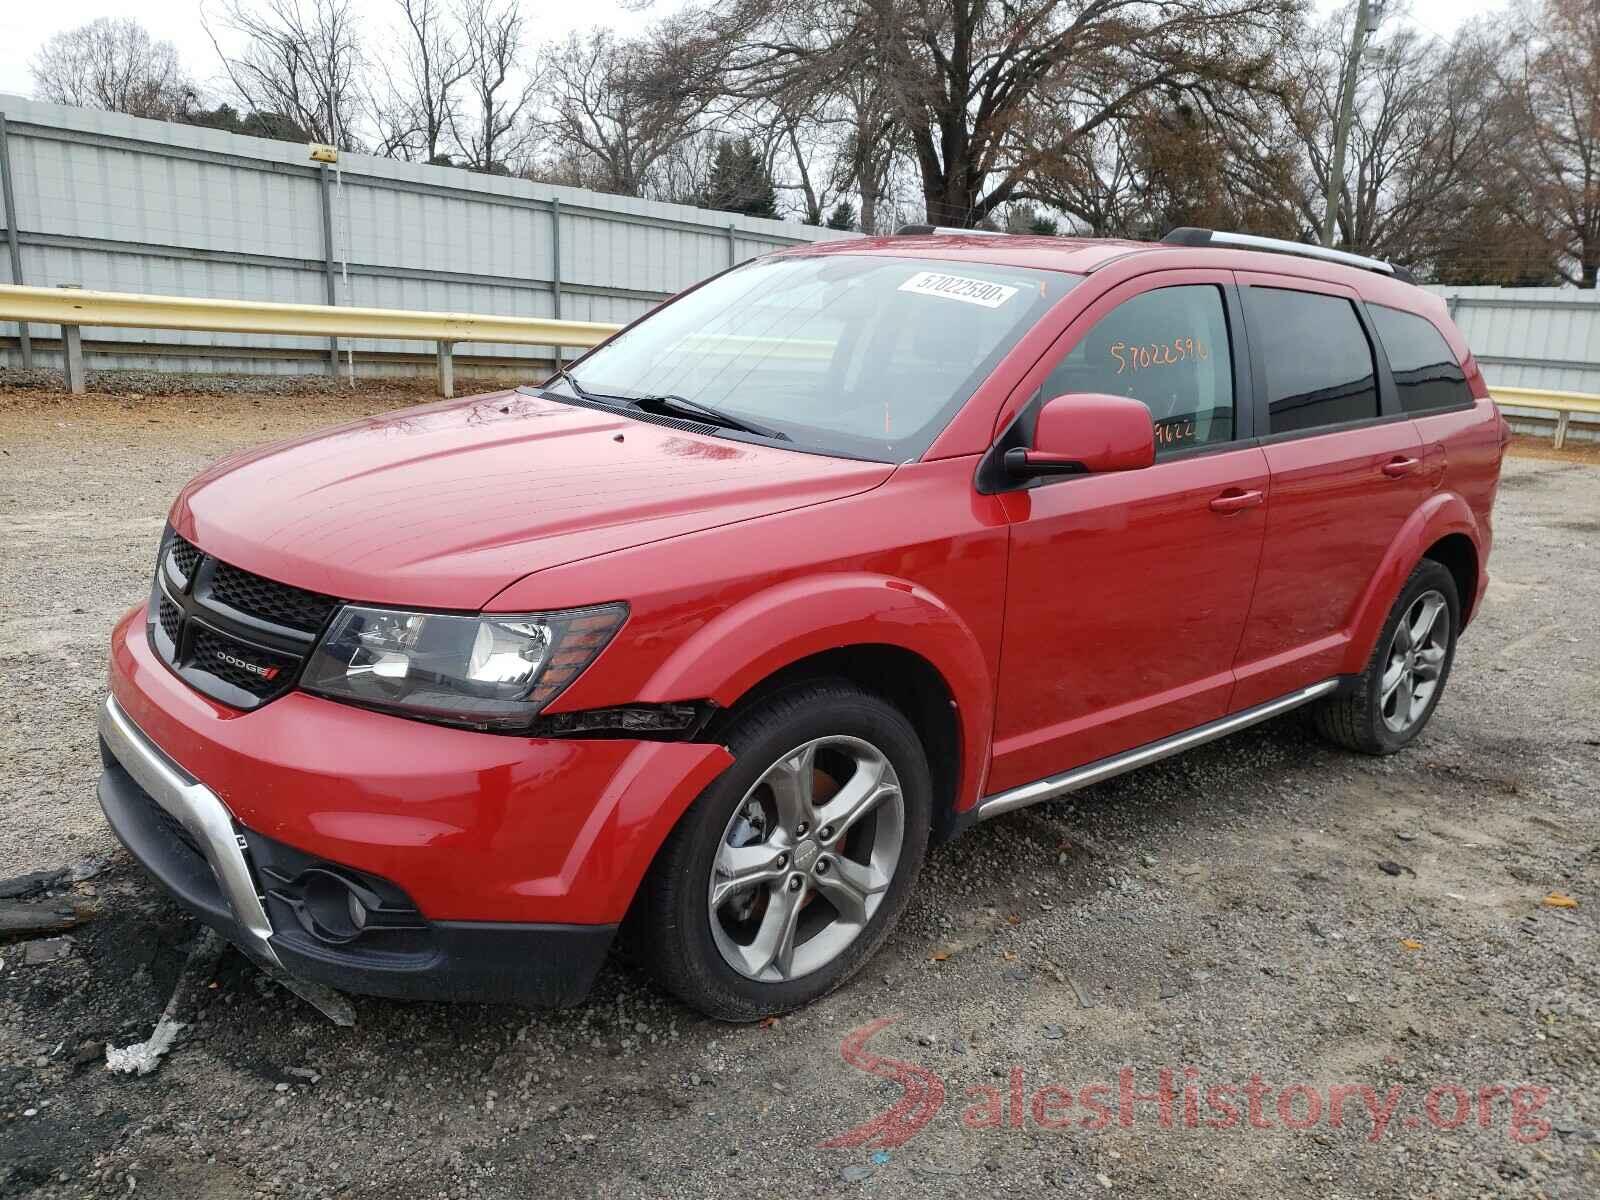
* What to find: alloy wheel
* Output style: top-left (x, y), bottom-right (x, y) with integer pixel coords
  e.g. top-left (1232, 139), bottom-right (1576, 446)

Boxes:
top-left (708, 735), bottom-right (905, 982)
top-left (1381, 588), bottom-right (1449, 734)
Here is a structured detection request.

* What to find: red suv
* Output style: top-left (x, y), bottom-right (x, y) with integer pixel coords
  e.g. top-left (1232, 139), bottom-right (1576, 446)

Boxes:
top-left (98, 228), bottom-right (1507, 1019)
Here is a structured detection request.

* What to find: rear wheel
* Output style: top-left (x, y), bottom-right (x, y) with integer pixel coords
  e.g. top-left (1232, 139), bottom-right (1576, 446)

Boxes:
top-left (634, 681), bottom-right (931, 1021)
top-left (1315, 559), bottom-right (1459, 754)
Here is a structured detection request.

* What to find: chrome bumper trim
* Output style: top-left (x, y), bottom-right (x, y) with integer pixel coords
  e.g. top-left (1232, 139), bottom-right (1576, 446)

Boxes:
top-left (977, 679), bottom-right (1341, 819)
top-left (99, 694), bottom-right (282, 967)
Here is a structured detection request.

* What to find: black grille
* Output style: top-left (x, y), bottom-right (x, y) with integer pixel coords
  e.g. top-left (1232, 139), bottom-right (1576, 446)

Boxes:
top-left (210, 561), bottom-right (338, 634)
top-left (150, 526), bottom-right (343, 711)
top-left (169, 535), bottom-right (202, 583)
top-left (189, 625), bottom-right (300, 700)
top-left (157, 596), bottom-right (182, 644)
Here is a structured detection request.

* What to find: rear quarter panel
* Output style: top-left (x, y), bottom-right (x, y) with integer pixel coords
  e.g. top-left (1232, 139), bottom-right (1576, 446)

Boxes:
top-left (1411, 398), bottom-right (1504, 620)
top-left (1353, 281), bottom-right (1502, 627)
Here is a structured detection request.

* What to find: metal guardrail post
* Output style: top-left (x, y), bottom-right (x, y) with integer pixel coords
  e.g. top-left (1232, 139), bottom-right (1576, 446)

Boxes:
top-left (318, 165), bottom-right (341, 376)
top-left (726, 223), bottom-right (737, 268)
top-left (0, 112), bottom-right (32, 369)
top-left (551, 196), bottom-right (563, 369)
top-left (436, 340), bottom-right (454, 399)
top-left (58, 282), bottom-right (85, 394)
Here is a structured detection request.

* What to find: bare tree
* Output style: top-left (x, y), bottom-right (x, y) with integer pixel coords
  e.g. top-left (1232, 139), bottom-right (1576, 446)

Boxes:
top-left (1030, 120), bottom-right (1142, 235)
top-left (1498, 0), bottom-right (1600, 287)
top-left (641, 129), bottom-right (725, 204)
top-left (30, 18), bottom-right (195, 119)
top-left (449, 0), bottom-right (538, 173)
top-left (1283, 14), bottom-right (1501, 270)
top-left (542, 28), bottom-right (711, 197)
top-left (769, 96), bottom-right (836, 224)
top-left (369, 0), bottom-right (472, 161)
top-left (209, 0), bottom-right (366, 147)
top-left (834, 73), bottom-right (902, 234)
top-left (757, 66), bottom-right (903, 230)
top-left (699, 0), bottom-right (1297, 227)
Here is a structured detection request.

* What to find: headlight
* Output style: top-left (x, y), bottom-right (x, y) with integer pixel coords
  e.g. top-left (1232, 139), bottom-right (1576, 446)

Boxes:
top-left (301, 603), bottom-right (628, 730)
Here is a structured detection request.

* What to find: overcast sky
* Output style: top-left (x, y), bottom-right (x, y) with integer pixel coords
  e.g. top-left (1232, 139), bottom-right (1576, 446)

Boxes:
top-left (0, 0), bottom-right (1507, 102)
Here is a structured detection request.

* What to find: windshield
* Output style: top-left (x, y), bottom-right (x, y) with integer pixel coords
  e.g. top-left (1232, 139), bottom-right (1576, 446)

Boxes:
top-left (543, 254), bottom-right (1076, 461)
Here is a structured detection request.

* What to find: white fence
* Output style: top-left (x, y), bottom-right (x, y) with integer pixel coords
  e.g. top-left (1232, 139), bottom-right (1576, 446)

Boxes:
top-left (0, 95), bottom-right (853, 378)
top-left (1427, 285), bottom-right (1600, 442)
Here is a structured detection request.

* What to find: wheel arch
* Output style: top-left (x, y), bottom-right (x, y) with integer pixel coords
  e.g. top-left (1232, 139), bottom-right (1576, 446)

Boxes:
top-left (634, 572), bottom-right (996, 834)
top-left (703, 644), bottom-right (966, 844)
top-left (1421, 532), bottom-right (1479, 626)
top-left (1342, 492), bottom-right (1485, 675)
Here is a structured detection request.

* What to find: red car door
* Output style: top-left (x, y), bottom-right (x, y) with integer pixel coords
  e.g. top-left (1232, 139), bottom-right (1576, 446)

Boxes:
top-left (1229, 273), bottom-right (1432, 711)
top-left (987, 271), bottom-right (1270, 795)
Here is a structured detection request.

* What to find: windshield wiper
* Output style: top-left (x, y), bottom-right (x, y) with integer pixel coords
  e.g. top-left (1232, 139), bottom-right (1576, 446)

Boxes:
top-left (548, 367), bottom-right (626, 406)
top-left (628, 393), bottom-right (789, 441)
top-left (548, 370), bottom-right (787, 441)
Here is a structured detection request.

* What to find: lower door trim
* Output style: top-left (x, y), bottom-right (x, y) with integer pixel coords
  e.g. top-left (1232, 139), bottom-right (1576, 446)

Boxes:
top-left (977, 678), bottom-right (1341, 820)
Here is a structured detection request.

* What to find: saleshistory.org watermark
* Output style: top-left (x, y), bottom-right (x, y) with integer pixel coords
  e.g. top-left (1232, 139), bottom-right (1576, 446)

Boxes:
top-left (820, 1019), bottom-right (1556, 1151)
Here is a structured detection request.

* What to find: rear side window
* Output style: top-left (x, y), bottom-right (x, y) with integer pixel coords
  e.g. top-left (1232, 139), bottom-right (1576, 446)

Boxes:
top-left (1042, 284), bottom-right (1235, 457)
top-left (1245, 287), bottom-right (1379, 435)
top-left (1370, 304), bottom-right (1471, 413)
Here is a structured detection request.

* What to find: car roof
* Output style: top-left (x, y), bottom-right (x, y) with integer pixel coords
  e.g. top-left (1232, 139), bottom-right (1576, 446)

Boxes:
top-left (779, 232), bottom-right (1154, 275)
top-left (777, 232), bottom-right (1445, 321)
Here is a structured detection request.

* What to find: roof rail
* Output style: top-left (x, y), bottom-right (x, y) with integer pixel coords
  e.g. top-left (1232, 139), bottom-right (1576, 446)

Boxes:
top-left (1162, 227), bottom-right (1416, 284)
top-left (895, 224), bottom-right (1010, 237)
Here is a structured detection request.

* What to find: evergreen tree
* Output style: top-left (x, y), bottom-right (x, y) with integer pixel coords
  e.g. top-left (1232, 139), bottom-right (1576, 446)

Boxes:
top-left (702, 138), bottom-right (779, 219)
top-left (824, 200), bottom-right (857, 231)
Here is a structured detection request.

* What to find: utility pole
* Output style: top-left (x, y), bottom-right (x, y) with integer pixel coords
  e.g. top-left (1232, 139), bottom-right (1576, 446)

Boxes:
top-left (1322, 0), bottom-right (1382, 247)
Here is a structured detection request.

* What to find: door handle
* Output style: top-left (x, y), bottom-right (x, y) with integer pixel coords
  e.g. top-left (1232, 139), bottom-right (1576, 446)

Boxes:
top-left (1209, 489), bottom-right (1264, 514)
top-left (1382, 456), bottom-right (1419, 478)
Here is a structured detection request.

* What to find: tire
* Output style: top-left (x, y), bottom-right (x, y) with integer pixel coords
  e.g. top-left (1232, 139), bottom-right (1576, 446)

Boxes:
top-left (1314, 559), bottom-right (1460, 755)
top-left (633, 680), bottom-right (932, 1021)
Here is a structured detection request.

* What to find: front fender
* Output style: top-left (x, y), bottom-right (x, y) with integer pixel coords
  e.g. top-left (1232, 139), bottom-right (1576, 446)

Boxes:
top-left (636, 572), bottom-right (995, 813)
top-left (1340, 491), bottom-right (1484, 676)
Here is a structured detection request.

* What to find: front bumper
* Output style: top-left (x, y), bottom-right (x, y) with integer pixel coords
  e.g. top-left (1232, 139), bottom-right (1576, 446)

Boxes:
top-left (99, 693), bottom-right (279, 967)
top-left (99, 602), bottom-right (735, 1005)
top-left (99, 696), bottom-right (615, 1004)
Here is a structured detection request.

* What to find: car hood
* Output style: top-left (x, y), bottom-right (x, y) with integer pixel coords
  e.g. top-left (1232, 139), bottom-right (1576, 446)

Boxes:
top-left (172, 389), bottom-right (894, 610)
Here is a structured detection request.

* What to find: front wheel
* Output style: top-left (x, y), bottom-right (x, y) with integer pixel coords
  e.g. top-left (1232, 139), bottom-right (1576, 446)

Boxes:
top-left (1315, 559), bottom-right (1460, 755)
top-left (634, 681), bottom-right (932, 1021)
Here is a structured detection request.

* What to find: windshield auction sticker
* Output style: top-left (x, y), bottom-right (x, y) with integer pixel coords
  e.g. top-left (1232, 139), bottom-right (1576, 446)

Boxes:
top-left (898, 270), bottom-right (1019, 309)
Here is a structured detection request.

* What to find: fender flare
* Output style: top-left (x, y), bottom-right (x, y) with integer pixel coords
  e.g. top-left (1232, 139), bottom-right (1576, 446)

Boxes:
top-left (1341, 491), bottom-right (1484, 675)
top-left (637, 572), bottom-right (996, 812)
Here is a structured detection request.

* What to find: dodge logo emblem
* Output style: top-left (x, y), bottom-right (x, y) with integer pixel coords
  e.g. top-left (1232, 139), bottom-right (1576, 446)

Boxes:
top-left (215, 649), bottom-right (280, 680)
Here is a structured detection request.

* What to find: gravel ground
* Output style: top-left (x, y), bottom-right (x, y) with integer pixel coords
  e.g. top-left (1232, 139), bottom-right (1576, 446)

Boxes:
top-left (1, 388), bottom-right (1596, 1199)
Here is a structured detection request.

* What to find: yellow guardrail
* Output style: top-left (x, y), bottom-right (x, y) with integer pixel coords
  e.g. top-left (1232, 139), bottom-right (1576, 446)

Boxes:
top-left (0, 283), bottom-right (621, 346)
top-left (0, 283), bottom-right (625, 397)
top-left (1491, 386), bottom-right (1600, 450)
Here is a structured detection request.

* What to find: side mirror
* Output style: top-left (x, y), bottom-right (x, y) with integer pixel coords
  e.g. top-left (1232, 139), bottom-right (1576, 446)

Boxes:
top-left (1004, 392), bottom-right (1155, 478)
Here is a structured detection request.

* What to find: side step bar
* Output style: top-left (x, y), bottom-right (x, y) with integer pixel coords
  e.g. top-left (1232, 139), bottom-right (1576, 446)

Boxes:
top-left (977, 679), bottom-right (1340, 820)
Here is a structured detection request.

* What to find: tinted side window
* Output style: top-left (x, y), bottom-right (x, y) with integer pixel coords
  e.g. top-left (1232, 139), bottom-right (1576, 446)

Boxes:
top-left (1042, 285), bottom-right (1234, 457)
top-left (1370, 304), bottom-right (1471, 413)
top-left (1245, 287), bottom-right (1378, 435)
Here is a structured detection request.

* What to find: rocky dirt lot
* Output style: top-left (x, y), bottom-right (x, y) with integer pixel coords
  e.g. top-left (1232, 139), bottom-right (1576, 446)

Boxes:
top-left (1, 387), bottom-right (1596, 1200)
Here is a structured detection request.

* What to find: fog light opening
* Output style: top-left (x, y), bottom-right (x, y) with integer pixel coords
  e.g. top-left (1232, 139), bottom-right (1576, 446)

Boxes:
top-left (296, 869), bottom-right (375, 944)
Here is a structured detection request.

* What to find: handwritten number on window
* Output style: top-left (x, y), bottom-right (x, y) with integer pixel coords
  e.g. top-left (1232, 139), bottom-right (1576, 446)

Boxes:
top-left (1109, 338), bottom-right (1209, 375)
